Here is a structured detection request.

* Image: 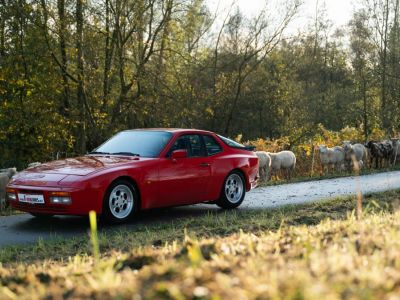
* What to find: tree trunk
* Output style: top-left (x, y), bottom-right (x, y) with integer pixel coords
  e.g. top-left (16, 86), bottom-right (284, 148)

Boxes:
top-left (0, 0), bottom-right (5, 58)
top-left (363, 78), bottom-right (368, 142)
top-left (102, 0), bottom-right (115, 112)
top-left (57, 0), bottom-right (70, 113)
top-left (381, 0), bottom-right (389, 130)
top-left (224, 70), bottom-right (244, 135)
top-left (76, 0), bottom-right (86, 154)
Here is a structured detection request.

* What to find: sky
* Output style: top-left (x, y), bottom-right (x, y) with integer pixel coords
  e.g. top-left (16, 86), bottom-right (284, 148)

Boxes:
top-left (206, 0), bottom-right (359, 33)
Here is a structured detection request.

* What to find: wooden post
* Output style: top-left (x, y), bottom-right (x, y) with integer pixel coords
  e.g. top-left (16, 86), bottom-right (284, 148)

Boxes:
top-left (310, 143), bottom-right (316, 177)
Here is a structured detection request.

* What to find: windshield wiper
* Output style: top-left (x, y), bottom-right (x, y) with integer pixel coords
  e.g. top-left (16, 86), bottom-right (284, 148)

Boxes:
top-left (89, 151), bottom-right (111, 155)
top-left (111, 152), bottom-right (140, 157)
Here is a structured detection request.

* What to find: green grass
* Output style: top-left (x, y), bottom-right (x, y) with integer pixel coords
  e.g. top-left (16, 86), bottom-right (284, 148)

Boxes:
top-left (1, 190), bottom-right (400, 299)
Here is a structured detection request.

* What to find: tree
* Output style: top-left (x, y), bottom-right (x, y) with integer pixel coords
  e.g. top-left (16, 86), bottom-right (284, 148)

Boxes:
top-left (350, 10), bottom-right (376, 141)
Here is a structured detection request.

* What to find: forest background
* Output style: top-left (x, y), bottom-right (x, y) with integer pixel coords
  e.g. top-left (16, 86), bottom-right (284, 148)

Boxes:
top-left (1, 0), bottom-right (399, 169)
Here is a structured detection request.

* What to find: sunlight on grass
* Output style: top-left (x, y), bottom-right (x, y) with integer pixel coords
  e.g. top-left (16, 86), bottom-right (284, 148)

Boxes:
top-left (1, 205), bottom-right (400, 298)
top-left (0, 190), bottom-right (400, 298)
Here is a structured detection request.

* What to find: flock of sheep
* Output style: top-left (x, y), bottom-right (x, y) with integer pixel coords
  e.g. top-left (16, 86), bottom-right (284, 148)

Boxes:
top-left (255, 139), bottom-right (400, 182)
top-left (318, 139), bottom-right (400, 172)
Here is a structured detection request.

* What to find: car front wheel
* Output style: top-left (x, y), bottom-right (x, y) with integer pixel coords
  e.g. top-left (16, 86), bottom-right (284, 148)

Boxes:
top-left (102, 179), bottom-right (138, 223)
top-left (216, 171), bottom-right (246, 209)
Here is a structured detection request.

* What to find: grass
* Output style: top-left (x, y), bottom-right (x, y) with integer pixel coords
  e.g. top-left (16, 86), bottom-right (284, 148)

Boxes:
top-left (1, 190), bottom-right (400, 298)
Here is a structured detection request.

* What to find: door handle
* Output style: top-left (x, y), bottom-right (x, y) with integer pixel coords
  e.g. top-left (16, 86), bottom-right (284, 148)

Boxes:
top-left (199, 163), bottom-right (210, 167)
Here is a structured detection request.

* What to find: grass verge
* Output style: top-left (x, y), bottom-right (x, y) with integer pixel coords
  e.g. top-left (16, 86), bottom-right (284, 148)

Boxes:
top-left (1, 190), bottom-right (400, 298)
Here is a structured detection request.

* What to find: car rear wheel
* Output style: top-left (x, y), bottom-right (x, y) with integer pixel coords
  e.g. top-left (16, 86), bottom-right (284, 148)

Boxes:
top-left (216, 171), bottom-right (246, 209)
top-left (102, 179), bottom-right (138, 223)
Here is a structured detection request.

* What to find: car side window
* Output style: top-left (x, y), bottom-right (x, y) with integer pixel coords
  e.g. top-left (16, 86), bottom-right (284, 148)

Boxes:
top-left (187, 135), bottom-right (204, 157)
top-left (203, 135), bottom-right (223, 156)
top-left (168, 135), bottom-right (206, 157)
top-left (169, 136), bottom-right (187, 154)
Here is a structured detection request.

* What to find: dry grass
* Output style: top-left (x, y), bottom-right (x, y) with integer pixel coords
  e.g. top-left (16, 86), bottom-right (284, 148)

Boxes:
top-left (1, 190), bottom-right (400, 299)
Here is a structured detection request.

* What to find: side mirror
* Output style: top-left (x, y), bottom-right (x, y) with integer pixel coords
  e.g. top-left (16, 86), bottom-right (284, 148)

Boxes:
top-left (171, 149), bottom-right (188, 159)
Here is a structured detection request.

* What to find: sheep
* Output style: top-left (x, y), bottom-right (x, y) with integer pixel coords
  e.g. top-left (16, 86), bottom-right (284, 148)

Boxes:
top-left (343, 141), bottom-right (368, 170)
top-left (267, 151), bottom-right (296, 180)
top-left (365, 141), bottom-right (383, 168)
top-left (255, 151), bottom-right (271, 182)
top-left (390, 138), bottom-right (400, 165)
top-left (365, 141), bottom-right (392, 168)
top-left (381, 141), bottom-right (394, 166)
top-left (0, 167), bottom-right (17, 209)
top-left (318, 145), bottom-right (345, 174)
top-left (347, 159), bottom-right (364, 171)
top-left (0, 173), bottom-right (10, 206)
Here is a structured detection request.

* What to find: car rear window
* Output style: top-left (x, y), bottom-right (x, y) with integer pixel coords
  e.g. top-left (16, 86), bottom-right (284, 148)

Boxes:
top-left (217, 135), bottom-right (245, 148)
top-left (217, 135), bottom-right (255, 151)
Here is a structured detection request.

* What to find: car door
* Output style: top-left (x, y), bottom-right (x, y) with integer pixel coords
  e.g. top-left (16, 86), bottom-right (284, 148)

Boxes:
top-left (156, 134), bottom-right (212, 206)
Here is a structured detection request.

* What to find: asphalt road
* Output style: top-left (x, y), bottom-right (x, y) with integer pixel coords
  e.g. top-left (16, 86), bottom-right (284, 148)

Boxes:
top-left (1, 170), bottom-right (400, 247)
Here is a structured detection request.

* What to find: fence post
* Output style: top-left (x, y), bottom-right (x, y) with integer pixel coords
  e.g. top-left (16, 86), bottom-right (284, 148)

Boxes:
top-left (310, 143), bottom-right (316, 177)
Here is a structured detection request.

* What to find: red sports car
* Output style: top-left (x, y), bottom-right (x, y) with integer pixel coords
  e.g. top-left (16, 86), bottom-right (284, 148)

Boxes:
top-left (6, 129), bottom-right (259, 223)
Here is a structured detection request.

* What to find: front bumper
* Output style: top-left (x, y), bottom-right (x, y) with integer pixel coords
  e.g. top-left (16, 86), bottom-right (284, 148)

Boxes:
top-left (7, 184), bottom-right (101, 215)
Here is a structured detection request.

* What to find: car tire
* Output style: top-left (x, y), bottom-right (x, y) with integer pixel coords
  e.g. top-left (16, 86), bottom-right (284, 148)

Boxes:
top-left (102, 179), bottom-right (138, 223)
top-left (216, 171), bottom-right (246, 209)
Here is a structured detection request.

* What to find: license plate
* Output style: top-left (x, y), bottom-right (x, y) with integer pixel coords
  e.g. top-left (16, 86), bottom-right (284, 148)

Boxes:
top-left (18, 193), bottom-right (45, 204)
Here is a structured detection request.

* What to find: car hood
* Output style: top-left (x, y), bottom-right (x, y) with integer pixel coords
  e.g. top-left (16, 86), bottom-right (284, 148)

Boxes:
top-left (23, 155), bottom-right (139, 176)
top-left (9, 156), bottom-right (141, 187)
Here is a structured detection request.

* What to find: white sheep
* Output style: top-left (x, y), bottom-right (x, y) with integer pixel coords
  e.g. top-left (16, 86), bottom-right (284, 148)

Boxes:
top-left (255, 151), bottom-right (271, 182)
top-left (343, 141), bottom-right (368, 170)
top-left (0, 167), bottom-right (17, 209)
top-left (319, 145), bottom-right (345, 173)
top-left (267, 151), bottom-right (296, 180)
top-left (0, 173), bottom-right (10, 204)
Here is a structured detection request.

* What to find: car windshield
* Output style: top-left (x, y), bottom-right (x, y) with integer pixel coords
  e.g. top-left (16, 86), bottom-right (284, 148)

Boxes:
top-left (91, 131), bottom-right (173, 158)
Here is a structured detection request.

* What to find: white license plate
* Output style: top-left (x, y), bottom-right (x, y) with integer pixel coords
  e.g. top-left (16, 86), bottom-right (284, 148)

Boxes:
top-left (18, 193), bottom-right (45, 204)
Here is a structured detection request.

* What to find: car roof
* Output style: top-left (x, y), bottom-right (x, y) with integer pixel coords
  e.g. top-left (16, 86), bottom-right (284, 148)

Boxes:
top-left (123, 128), bottom-right (216, 135)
